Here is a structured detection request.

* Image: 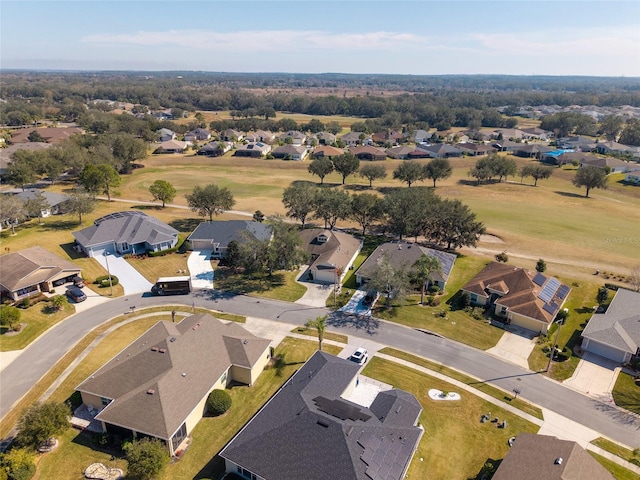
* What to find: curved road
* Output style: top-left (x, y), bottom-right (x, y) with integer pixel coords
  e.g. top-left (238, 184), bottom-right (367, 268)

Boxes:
top-left (2, 290), bottom-right (639, 447)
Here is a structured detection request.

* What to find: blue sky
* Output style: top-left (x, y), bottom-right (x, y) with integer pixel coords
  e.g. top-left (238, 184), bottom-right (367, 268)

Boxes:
top-left (2, 1), bottom-right (639, 76)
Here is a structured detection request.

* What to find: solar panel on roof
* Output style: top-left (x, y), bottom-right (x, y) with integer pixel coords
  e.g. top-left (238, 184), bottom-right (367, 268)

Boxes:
top-left (532, 272), bottom-right (547, 286)
top-left (557, 285), bottom-right (570, 299)
top-left (543, 303), bottom-right (559, 315)
top-left (313, 396), bottom-right (371, 422)
top-left (538, 277), bottom-right (561, 303)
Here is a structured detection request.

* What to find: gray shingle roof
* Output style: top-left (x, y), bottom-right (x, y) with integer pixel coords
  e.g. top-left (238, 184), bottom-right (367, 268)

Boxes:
top-left (76, 314), bottom-right (271, 440)
top-left (581, 289), bottom-right (640, 354)
top-left (72, 211), bottom-right (178, 249)
top-left (187, 220), bottom-right (272, 247)
top-left (220, 351), bottom-right (423, 480)
top-left (14, 189), bottom-right (69, 207)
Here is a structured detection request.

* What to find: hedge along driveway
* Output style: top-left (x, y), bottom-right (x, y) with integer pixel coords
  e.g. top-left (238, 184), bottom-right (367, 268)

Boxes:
top-left (93, 253), bottom-right (153, 295)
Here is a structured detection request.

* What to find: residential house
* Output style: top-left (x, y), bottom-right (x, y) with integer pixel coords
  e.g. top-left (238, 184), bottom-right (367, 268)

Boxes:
top-left (197, 141), bottom-right (232, 157)
top-left (341, 131), bottom-right (365, 147)
top-left (491, 139), bottom-right (521, 153)
top-left (580, 288), bottom-right (640, 363)
top-left (299, 229), bottom-right (362, 284)
top-left (187, 220), bottom-right (272, 258)
top-left (272, 144), bottom-right (309, 161)
top-left (519, 127), bottom-right (553, 141)
top-left (222, 129), bottom-right (244, 142)
top-left (371, 130), bottom-right (406, 145)
top-left (8, 127), bottom-right (84, 144)
top-left (279, 130), bottom-right (307, 146)
top-left (457, 143), bottom-right (496, 156)
top-left (244, 130), bottom-right (276, 144)
top-left (152, 110), bottom-right (173, 121)
top-left (386, 146), bottom-right (415, 159)
top-left (184, 128), bottom-right (211, 143)
top-left (76, 314), bottom-right (272, 456)
top-left (234, 142), bottom-right (271, 158)
top-left (413, 143), bottom-right (463, 159)
top-left (436, 130), bottom-right (469, 144)
top-left (593, 141), bottom-right (640, 159)
top-left (315, 131), bottom-right (337, 145)
top-left (492, 433), bottom-right (613, 480)
top-left (513, 144), bottom-right (554, 158)
top-left (625, 171), bottom-right (640, 184)
top-left (157, 128), bottom-right (176, 142)
top-left (219, 350), bottom-right (423, 480)
top-left (0, 142), bottom-right (53, 177)
top-left (0, 246), bottom-right (81, 301)
top-left (493, 128), bottom-right (524, 140)
top-left (411, 129), bottom-right (432, 144)
top-left (13, 189), bottom-right (69, 217)
top-left (356, 242), bottom-right (457, 291)
top-left (557, 136), bottom-right (595, 151)
top-left (155, 140), bottom-right (188, 154)
top-left (460, 262), bottom-right (571, 334)
top-left (579, 156), bottom-right (629, 173)
top-left (541, 150), bottom-right (593, 165)
top-left (73, 211), bottom-right (179, 257)
top-left (312, 145), bottom-right (345, 159)
top-left (407, 149), bottom-right (431, 159)
top-left (349, 145), bottom-right (387, 161)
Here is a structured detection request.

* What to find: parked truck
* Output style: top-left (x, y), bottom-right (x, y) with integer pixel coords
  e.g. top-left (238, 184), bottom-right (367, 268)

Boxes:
top-left (151, 276), bottom-right (192, 296)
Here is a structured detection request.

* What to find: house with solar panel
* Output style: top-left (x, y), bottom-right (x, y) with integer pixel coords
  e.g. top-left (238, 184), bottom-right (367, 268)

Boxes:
top-left (219, 351), bottom-right (423, 480)
top-left (460, 262), bottom-right (571, 334)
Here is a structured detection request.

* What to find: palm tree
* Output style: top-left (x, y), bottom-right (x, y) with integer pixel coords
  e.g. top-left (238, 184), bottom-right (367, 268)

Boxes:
top-left (305, 315), bottom-right (327, 351)
top-left (412, 255), bottom-right (442, 305)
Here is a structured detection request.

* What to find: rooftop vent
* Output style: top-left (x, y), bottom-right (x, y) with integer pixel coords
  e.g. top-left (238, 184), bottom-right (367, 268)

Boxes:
top-left (317, 420), bottom-right (329, 428)
top-left (181, 373), bottom-right (186, 377)
top-left (554, 458), bottom-right (563, 465)
top-left (151, 347), bottom-right (158, 352)
top-left (147, 389), bottom-right (155, 395)
top-left (170, 337), bottom-right (176, 342)
top-left (243, 340), bottom-right (248, 345)
top-left (159, 348), bottom-right (167, 353)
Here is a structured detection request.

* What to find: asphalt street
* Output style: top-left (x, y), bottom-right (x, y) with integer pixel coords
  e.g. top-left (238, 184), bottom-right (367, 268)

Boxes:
top-left (2, 290), bottom-right (639, 447)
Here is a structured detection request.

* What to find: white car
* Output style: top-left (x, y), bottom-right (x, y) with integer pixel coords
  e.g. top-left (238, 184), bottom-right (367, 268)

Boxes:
top-left (348, 348), bottom-right (368, 365)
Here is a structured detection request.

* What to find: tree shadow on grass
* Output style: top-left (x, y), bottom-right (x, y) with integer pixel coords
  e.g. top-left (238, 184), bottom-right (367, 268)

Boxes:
top-left (169, 218), bottom-right (202, 232)
top-left (343, 184), bottom-right (371, 192)
top-left (554, 190), bottom-right (586, 199)
top-left (42, 219), bottom-right (80, 231)
top-left (130, 204), bottom-right (163, 211)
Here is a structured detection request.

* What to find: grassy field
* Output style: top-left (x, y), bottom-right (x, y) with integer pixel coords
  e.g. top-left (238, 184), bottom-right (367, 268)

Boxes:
top-left (612, 372), bottom-right (640, 415)
top-left (214, 268), bottom-right (307, 302)
top-left (363, 357), bottom-right (539, 480)
top-left (588, 452), bottom-right (640, 480)
top-left (35, 336), bottom-right (341, 480)
top-left (380, 347), bottom-right (544, 420)
top-left (0, 301), bottom-right (75, 352)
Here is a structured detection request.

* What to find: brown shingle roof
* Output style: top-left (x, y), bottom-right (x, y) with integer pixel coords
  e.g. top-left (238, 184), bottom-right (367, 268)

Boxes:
top-left (299, 229), bottom-right (362, 274)
top-left (76, 314), bottom-right (271, 440)
top-left (9, 127), bottom-right (84, 144)
top-left (0, 246), bottom-right (80, 292)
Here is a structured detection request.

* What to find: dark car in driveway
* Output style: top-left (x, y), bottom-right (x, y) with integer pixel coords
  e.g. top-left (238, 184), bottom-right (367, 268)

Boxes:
top-left (65, 287), bottom-right (87, 303)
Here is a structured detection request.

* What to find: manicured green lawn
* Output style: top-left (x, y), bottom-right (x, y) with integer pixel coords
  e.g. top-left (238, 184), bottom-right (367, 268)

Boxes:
top-left (363, 357), bottom-right (539, 480)
top-left (380, 348), bottom-right (543, 420)
top-left (588, 452), bottom-right (640, 480)
top-left (126, 249), bottom-right (190, 284)
top-left (0, 302), bottom-right (75, 352)
top-left (591, 437), bottom-right (640, 464)
top-left (612, 372), bottom-right (640, 415)
top-left (214, 268), bottom-right (307, 302)
top-left (36, 337), bottom-right (340, 480)
top-left (291, 326), bottom-right (349, 345)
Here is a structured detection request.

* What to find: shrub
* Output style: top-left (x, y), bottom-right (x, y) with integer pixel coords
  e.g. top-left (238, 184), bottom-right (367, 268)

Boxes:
top-left (596, 286), bottom-right (609, 305)
top-left (458, 291), bottom-right (471, 309)
top-left (123, 438), bottom-right (170, 480)
top-left (206, 389), bottom-right (232, 416)
top-left (429, 285), bottom-right (440, 294)
top-left (0, 447), bottom-right (36, 480)
top-left (428, 296), bottom-right (441, 307)
top-left (0, 305), bottom-right (21, 331)
top-left (470, 307), bottom-right (484, 320)
top-left (94, 275), bottom-right (119, 287)
top-left (604, 283), bottom-right (620, 291)
top-left (535, 258), bottom-right (547, 272)
top-left (495, 251), bottom-right (508, 263)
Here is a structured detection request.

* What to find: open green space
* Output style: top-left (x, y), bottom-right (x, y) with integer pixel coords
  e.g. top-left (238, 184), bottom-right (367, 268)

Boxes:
top-left (379, 347), bottom-right (543, 420)
top-left (0, 302), bottom-right (75, 352)
top-left (612, 372), bottom-right (640, 415)
top-left (363, 356), bottom-right (539, 480)
top-left (588, 452), bottom-right (640, 480)
top-left (35, 336), bottom-right (340, 480)
top-left (290, 326), bottom-right (349, 345)
top-left (214, 268), bottom-right (307, 302)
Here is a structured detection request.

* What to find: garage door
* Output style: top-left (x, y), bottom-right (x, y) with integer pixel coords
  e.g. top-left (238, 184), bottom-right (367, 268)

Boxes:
top-left (89, 244), bottom-right (116, 258)
top-left (584, 340), bottom-right (626, 363)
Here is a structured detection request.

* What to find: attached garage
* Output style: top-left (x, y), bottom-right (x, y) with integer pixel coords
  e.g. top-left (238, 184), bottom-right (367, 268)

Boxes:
top-left (580, 338), bottom-right (628, 363)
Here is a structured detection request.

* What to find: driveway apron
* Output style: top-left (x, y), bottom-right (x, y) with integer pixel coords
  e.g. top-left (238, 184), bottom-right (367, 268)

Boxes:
top-left (93, 253), bottom-right (153, 295)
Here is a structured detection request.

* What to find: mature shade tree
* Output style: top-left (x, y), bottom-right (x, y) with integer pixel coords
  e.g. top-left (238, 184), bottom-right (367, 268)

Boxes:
top-left (148, 179), bottom-right (176, 208)
top-left (427, 198), bottom-right (485, 250)
top-left (572, 165), bottom-right (607, 198)
top-left (0, 195), bottom-right (27, 234)
top-left (619, 119), bottom-right (640, 146)
top-left (305, 315), bottom-right (327, 351)
top-left (468, 163), bottom-right (494, 185)
top-left (358, 163), bottom-right (387, 188)
top-left (332, 153), bottom-right (360, 185)
top-left (264, 219), bottom-right (309, 274)
top-left (107, 133), bottom-right (148, 173)
top-left (598, 115), bottom-right (625, 141)
top-left (365, 253), bottom-right (411, 307)
top-left (423, 158), bottom-right (452, 187)
top-left (383, 187), bottom-right (436, 240)
top-left (79, 163), bottom-right (121, 201)
top-left (27, 130), bottom-right (46, 143)
top-left (253, 210), bottom-right (265, 223)
top-left (7, 154), bottom-right (38, 191)
top-left (325, 121), bottom-right (342, 135)
top-left (519, 164), bottom-right (553, 186)
top-left (282, 183), bottom-right (317, 228)
top-left (393, 161), bottom-right (425, 187)
top-left (185, 184), bottom-right (236, 221)
top-left (307, 157), bottom-right (334, 184)
top-left (412, 255), bottom-right (442, 305)
top-left (15, 401), bottom-right (71, 449)
top-left (350, 193), bottom-right (384, 235)
top-left (0, 305), bottom-right (21, 331)
top-left (313, 188), bottom-right (352, 230)
top-left (41, 156), bottom-right (65, 184)
top-left (468, 153), bottom-right (515, 184)
top-left (65, 188), bottom-right (96, 225)
top-left (123, 438), bottom-right (170, 480)
top-left (24, 192), bottom-right (50, 225)
top-left (492, 156), bottom-right (517, 182)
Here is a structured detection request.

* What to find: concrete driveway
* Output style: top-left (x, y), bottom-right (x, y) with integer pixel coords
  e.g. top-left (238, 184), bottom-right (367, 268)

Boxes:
top-left (187, 250), bottom-right (214, 290)
top-left (294, 267), bottom-right (333, 307)
top-left (94, 253), bottom-right (153, 295)
top-left (564, 352), bottom-right (620, 401)
top-left (485, 327), bottom-right (537, 369)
